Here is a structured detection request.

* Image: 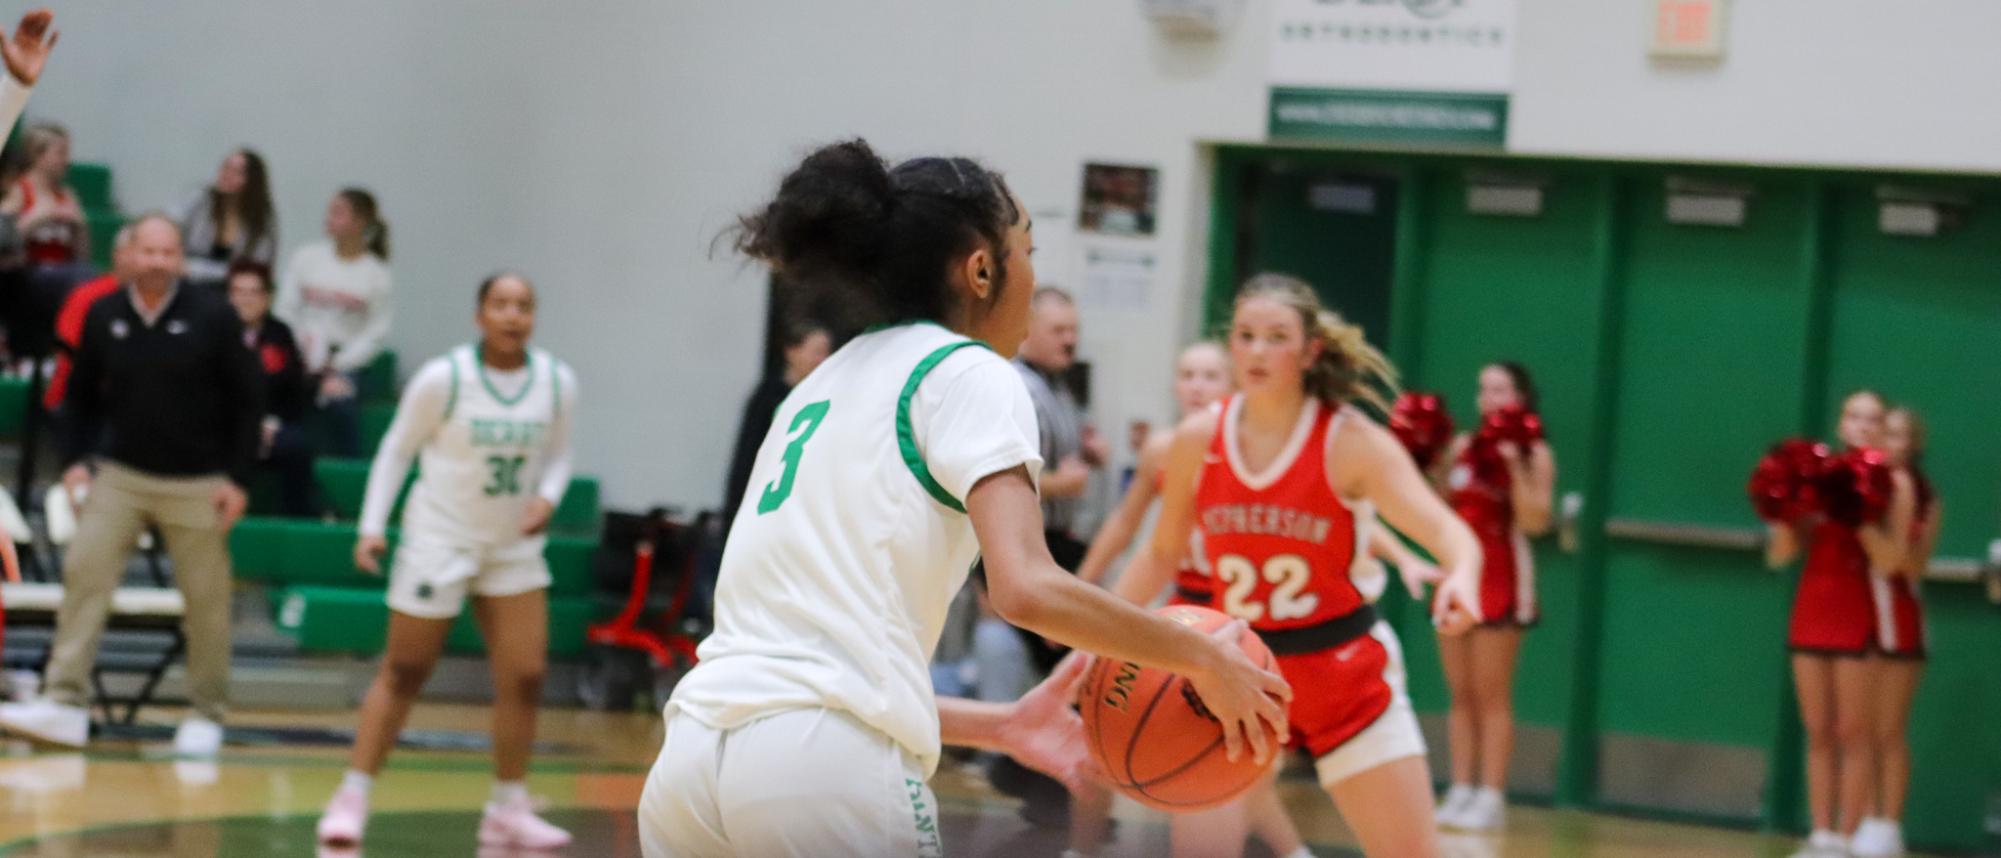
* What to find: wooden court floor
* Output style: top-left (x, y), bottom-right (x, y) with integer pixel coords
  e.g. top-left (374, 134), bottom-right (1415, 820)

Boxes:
top-left (0, 703), bottom-right (1931, 857)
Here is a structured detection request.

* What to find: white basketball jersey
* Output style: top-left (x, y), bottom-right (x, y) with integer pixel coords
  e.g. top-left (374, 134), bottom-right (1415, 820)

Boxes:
top-left (667, 322), bottom-right (1043, 775)
top-left (402, 345), bottom-right (569, 548)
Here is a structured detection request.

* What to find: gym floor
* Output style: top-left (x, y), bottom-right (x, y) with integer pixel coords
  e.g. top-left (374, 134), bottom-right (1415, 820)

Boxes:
top-left (0, 703), bottom-right (1934, 857)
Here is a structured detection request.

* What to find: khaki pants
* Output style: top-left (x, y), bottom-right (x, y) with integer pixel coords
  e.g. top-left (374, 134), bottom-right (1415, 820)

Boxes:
top-left (43, 463), bottom-right (235, 722)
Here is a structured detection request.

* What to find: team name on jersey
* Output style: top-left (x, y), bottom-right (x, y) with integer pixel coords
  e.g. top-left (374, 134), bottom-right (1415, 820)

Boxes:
top-left (1201, 503), bottom-right (1335, 545)
top-left (470, 418), bottom-right (548, 448)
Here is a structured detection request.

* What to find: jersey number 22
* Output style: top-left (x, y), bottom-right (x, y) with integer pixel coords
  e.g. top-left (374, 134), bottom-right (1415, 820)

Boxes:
top-left (1215, 553), bottom-right (1320, 623)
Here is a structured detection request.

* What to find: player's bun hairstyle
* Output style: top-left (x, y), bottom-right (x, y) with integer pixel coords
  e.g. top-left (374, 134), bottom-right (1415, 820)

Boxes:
top-left (477, 271), bottom-right (534, 306)
top-left (733, 139), bottom-right (1021, 334)
top-left (1234, 273), bottom-right (1397, 412)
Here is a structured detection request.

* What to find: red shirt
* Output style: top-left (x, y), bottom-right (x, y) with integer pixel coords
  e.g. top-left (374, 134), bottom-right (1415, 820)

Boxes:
top-left (1194, 396), bottom-right (1372, 630)
top-left (44, 275), bottom-right (122, 409)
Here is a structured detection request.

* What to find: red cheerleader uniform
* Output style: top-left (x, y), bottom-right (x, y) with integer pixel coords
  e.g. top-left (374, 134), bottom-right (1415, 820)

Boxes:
top-left (1444, 440), bottom-right (1538, 626)
top-left (1872, 472), bottom-right (1932, 659)
top-left (1787, 518), bottom-right (1876, 655)
top-left (1194, 396), bottom-right (1424, 787)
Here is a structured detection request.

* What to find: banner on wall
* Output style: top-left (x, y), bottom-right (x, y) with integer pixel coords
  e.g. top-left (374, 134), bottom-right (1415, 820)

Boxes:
top-left (1267, 0), bottom-right (1517, 147)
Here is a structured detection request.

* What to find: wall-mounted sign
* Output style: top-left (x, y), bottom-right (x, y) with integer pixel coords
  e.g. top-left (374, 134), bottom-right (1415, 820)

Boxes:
top-left (1650, 0), bottom-right (1728, 60)
top-left (1267, 0), bottom-right (1516, 147)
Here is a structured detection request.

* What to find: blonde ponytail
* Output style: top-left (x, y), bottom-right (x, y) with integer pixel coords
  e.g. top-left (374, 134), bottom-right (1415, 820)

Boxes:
top-left (1235, 273), bottom-right (1399, 410)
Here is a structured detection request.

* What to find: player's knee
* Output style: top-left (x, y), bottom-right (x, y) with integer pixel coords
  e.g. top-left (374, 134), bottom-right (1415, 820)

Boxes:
top-left (382, 658), bottom-right (435, 697)
top-left (499, 667), bottom-right (546, 703)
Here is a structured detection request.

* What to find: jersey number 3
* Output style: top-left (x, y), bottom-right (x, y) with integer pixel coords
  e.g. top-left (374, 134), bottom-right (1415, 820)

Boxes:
top-left (1215, 553), bottom-right (1320, 623)
top-left (758, 400), bottom-right (831, 514)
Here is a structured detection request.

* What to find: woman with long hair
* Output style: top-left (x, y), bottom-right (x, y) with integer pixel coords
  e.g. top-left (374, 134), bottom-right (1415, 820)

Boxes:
top-left (1848, 405), bottom-right (1937, 858)
top-left (1431, 362), bottom-right (1555, 831)
top-left (276, 187), bottom-right (392, 456)
top-left (178, 147), bottom-right (277, 289)
top-left (1767, 390), bottom-right (1916, 858)
top-left (1126, 273), bottom-right (1482, 857)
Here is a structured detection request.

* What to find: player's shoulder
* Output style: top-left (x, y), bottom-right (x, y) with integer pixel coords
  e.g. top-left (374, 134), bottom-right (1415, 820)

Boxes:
top-left (1329, 402), bottom-right (1397, 454)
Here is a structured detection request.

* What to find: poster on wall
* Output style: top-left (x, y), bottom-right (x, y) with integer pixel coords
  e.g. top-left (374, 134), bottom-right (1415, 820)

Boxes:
top-left (1078, 163), bottom-right (1159, 237)
top-left (1267, 0), bottom-right (1517, 147)
top-left (1079, 245), bottom-right (1156, 313)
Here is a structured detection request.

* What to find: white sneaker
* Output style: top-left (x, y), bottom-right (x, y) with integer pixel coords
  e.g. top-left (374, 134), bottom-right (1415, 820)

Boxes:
top-left (1789, 829), bottom-right (1848, 858)
top-left (172, 716), bottom-right (224, 757)
top-left (1849, 817), bottom-right (1904, 858)
top-left (1448, 787), bottom-right (1506, 832)
top-left (1436, 783), bottom-right (1475, 824)
top-left (317, 786), bottom-right (369, 846)
top-left (0, 699), bottom-right (89, 747)
top-left (478, 796), bottom-right (573, 850)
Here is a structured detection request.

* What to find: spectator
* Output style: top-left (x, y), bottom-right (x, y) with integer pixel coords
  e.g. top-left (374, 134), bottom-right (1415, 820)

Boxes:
top-left (276, 187), bottom-right (391, 456)
top-left (177, 148), bottom-right (276, 291)
top-left (227, 259), bottom-right (314, 517)
top-left (0, 214), bottom-right (261, 755)
top-left (42, 223), bottom-right (127, 412)
top-left (0, 121), bottom-right (88, 359)
top-left (978, 285), bottom-right (1108, 828)
top-left (0, 8), bottom-right (56, 361)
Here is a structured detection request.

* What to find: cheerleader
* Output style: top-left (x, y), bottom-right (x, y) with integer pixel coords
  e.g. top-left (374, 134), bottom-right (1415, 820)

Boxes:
top-left (1136, 274), bottom-right (1483, 857)
top-left (1431, 363), bottom-right (1555, 832)
top-left (1767, 390), bottom-right (1916, 858)
top-left (1076, 341), bottom-right (1316, 858)
top-left (1849, 405), bottom-right (1936, 858)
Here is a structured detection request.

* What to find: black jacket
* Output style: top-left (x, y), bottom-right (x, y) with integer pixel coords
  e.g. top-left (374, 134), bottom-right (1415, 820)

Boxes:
top-left (247, 315), bottom-right (310, 424)
top-left (61, 282), bottom-right (264, 485)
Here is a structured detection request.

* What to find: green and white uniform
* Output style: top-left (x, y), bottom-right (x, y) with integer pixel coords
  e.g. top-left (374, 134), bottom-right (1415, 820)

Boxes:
top-left (359, 345), bottom-right (578, 619)
top-left (642, 322), bottom-right (1042, 858)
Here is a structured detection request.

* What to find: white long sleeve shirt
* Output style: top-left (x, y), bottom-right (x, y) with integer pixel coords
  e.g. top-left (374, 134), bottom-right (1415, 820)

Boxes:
top-left (276, 240), bottom-right (393, 373)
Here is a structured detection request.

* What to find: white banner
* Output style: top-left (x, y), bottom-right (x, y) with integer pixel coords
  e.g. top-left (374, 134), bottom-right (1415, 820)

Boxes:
top-left (1269, 0), bottom-right (1518, 94)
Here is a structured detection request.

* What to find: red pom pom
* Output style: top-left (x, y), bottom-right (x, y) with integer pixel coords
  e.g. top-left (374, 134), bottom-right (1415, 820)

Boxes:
top-left (1747, 438), bottom-right (1828, 522)
top-left (1818, 447), bottom-right (1893, 526)
top-left (1390, 392), bottom-right (1454, 468)
top-left (1466, 405), bottom-right (1544, 484)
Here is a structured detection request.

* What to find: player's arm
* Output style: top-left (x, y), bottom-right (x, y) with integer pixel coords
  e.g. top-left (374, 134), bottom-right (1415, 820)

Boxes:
top-left (1075, 431), bottom-right (1168, 585)
top-left (354, 362), bottom-right (450, 571)
top-left (1339, 417), bottom-right (1484, 634)
top-left (937, 655), bottom-right (1092, 791)
top-left (1370, 526), bottom-right (1441, 598)
top-left (1506, 440), bottom-right (1556, 536)
top-left (969, 469), bottom-right (1290, 763)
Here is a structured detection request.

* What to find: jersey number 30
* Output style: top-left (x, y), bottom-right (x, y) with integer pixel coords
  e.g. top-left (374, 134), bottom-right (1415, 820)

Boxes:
top-left (483, 455), bottom-right (526, 497)
top-left (758, 400), bottom-right (831, 514)
top-left (1215, 553), bottom-right (1320, 622)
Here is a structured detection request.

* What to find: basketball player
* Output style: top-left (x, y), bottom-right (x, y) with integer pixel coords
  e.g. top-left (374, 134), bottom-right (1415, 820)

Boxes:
top-left (317, 273), bottom-right (578, 850)
top-left (1429, 362), bottom-right (1555, 831)
top-left (638, 140), bottom-right (1289, 858)
top-left (1132, 273), bottom-right (1484, 858)
top-left (1071, 340), bottom-right (1317, 858)
top-left (1850, 405), bottom-right (1936, 858)
top-left (1766, 389), bottom-right (1915, 858)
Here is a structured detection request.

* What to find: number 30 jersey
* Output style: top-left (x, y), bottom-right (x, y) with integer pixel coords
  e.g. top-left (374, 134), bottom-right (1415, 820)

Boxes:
top-left (668, 322), bottom-right (1043, 776)
top-left (386, 344), bottom-right (574, 549)
top-left (1194, 396), bottom-right (1376, 631)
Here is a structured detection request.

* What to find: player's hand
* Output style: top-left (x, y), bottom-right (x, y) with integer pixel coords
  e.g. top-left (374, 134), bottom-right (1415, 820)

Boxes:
top-left (1185, 619), bottom-right (1291, 765)
top-left (1399, 555), bottom-right (1444, 600)
top-left (1431, 566), bottom-right (1482, 636)
top-left (996, 653), bottom-right (1095, 793)
top-left (212, 481), bottom-right (249, 530)
top-left (61, 463), bottom-right (91, 511)
top-left (520, 497), bottom-right (555, 536)
top-left (0, 9), bottom-right (55, 87)
top-left (353, 535), bottom-right (389, 575)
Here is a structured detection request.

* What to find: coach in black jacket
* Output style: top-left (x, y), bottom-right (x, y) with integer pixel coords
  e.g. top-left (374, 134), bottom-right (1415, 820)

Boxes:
top-left (0, 213), bottom-right (262, 754)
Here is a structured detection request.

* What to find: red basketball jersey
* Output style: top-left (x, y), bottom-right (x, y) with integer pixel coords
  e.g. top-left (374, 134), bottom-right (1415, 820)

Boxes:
top-left (1154, 468), bottom-right (1215, 602)
top-left (1194, 397), bottom-right (1372, 631)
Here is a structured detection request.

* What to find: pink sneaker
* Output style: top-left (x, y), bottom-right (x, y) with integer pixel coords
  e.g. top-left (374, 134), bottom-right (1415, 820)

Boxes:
top-left (316, 787), bottom-right (369, 846)
top-left (478, 797), bottom-right (572, 850)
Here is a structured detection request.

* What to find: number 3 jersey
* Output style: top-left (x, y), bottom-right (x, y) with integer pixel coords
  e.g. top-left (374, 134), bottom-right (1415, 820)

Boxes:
top-left (360, 344), bottom-right (577, 549)
top-left (668, 322), bottom-right (1044, 776)
top-left (1194, 395), bottom-right (1376, 632)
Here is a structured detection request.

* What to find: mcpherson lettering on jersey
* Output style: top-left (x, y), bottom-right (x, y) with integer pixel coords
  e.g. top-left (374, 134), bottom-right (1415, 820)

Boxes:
top-left (1201, 503), bottom-right (1336, 546)
top-left (470, 417), bottom-right (549, 448)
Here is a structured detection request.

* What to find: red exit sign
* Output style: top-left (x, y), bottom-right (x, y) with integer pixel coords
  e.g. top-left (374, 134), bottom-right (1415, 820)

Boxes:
top-left (1651, 0), bottom-right (1727, 59)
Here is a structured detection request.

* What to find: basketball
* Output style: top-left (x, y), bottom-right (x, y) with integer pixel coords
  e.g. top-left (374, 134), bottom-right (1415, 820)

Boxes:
top-left (1078, 604), bottom-right (1279, 812)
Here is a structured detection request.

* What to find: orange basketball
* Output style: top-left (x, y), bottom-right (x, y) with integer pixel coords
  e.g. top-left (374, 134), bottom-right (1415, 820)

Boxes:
top-left (1078, 604), bottom-right (1279, 811)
